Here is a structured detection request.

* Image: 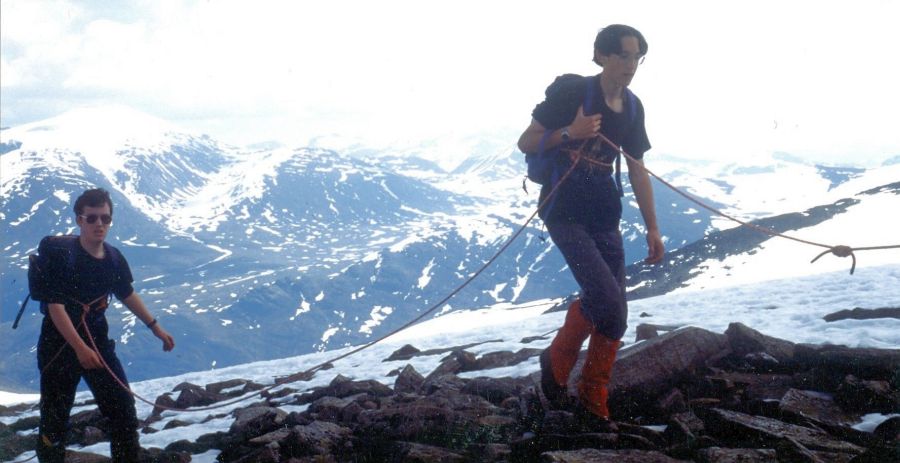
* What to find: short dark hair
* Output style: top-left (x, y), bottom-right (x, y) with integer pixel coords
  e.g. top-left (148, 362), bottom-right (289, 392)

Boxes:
top-left (74, 188), bottom-right (114, 216)
top-left (594, 24), bottom-right (648, 57)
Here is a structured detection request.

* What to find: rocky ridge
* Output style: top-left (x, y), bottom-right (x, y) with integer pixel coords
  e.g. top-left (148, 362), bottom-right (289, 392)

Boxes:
top-left (1, 322), bottom-right (898, 462)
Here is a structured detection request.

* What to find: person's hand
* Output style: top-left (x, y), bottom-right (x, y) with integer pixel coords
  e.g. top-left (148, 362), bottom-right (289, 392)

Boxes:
top-left (645, 229), bottom-right (665, 264)
top-left (567, 105), bottom-right (602, 140)
top-left (75, 345), bottom-right (104, 369)
top-left (152, 325), bottom-right (176, 352)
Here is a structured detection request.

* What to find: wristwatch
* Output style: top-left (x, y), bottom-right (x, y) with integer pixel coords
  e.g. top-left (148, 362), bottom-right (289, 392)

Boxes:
top-left (560, 127), bottom-right (571, 141)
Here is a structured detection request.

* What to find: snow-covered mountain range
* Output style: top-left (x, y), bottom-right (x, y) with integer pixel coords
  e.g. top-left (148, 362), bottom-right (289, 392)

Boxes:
top-left (2, 106), bottom-right (898, 392)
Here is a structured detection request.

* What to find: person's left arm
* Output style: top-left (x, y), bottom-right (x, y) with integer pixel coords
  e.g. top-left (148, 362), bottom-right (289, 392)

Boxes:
top-left (626, 157), bottom-right (665, 264)
top-left (122, 292), bottom-right (175, 351)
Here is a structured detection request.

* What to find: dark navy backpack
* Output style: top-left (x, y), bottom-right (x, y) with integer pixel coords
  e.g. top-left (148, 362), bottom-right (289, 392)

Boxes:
top-left (12, 235), bottom-right (121, 329)
top-left (524, 75), bottom-right (637, 197)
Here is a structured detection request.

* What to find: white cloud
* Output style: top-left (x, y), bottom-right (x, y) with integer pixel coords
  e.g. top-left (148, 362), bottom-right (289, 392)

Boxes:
top-left (2, 0), bottom-right (899, 165)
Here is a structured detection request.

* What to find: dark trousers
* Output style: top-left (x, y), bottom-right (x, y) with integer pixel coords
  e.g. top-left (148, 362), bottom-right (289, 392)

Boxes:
top-left (37, 322), bottom-right (139, 462)
top-left (547, 221), bottom-right (628, 341)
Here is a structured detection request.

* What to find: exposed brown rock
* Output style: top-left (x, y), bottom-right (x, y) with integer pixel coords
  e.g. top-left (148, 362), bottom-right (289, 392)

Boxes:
top-left (602, 326), bottom-right (729, 417)
top-left (3, 325), bottom-right (897, 463)
top-left (780, 388), bottom-right (860, 428)
top-left (393, 364), bottom-right (425, 394)
top-left (173, 383), bottom-right (228, 409)
top-left (822, 307), bottom-right (900, 322)
top-left (793, 344), bottom-right (900, 382)
top-left (396, 441), bottom-right (466, 462)
top-left (701, 408), bottom-right (864, 454)
top-left (834, 375), bottom-right (899, 414)
top-left (694, 447), bottom-right (776, 462)
top-left (229, 406), bottom-right (288, 441)
top-left (725, 322), bottom-right (796, 365)
top-left (541, 448), bottom-right (685, 462)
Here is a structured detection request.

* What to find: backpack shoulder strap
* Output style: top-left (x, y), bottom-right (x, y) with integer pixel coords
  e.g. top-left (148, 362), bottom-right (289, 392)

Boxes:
top-left (624, 87), bottom-right (637, 125)
top-left (64, 236), bottom-right (79, 273)
top-left (583, 76), bottom-right (596, 113)
top-left (103, 242), bottom-right (122, 274)
top-left (614, 87), bottom-right (639, 198)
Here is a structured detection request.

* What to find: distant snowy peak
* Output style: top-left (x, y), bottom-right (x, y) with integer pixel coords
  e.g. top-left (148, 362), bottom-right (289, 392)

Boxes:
top-left (3, 105), bottom-right (183, 152)
top-left (1, 105), bottom-right (240, 223)
top-left (308, 128), bottom-right (522, 175)
top-left (0, 105), bottom-right (227, 173)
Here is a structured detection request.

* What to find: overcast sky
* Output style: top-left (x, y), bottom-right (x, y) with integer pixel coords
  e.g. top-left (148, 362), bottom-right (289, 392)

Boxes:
top-left (2, 0), bottom-right (899, 166)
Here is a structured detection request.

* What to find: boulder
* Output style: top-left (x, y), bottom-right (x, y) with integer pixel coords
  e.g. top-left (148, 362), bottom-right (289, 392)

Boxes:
top-left (60, 450), bottom-right (109, 463)
top-left (444, 350), bottom-right (479, 372)
top-left (173, 383), bottom-right (228, 409)
top-left (69, 408), bottom-right (104, 428)
top-left (774, 436), bottom-right (826, 463)
top-left (421, 373), bottom-right (468, 396)
top-left (162, 419), bottom-right (192, 430)
top-left (394, 364), bottom-right (425, 394)
top-left (355, 387), bottom-right (507, 451)
top-left (307, 395), bottom-right (360, 422)
top-left (7, 415), bottom-right (40, 433)
top-left (204, 378), bottom-right (265, 397)
top-left (383, 340), bottom-right (503, 362)
top-left (206, 378), bottom-right (249, 394)
top-left (150, 392), bottom-right (177, 418)
top-left (700, 408), bottom-right (864, 454)
top-left (396, 441), bottom-right (466, 462)
top-left (460, 377), bottom-right (527, 406)
top-left (299, 375), bottom-right (393, 404)
top-left (386, 344), bottom-right (422, 362)
top-left (598, 327), bottom-right (729, 417)
top-left (706, 371), bottom-right (794, 401)
top-left (466, 348), bottom-right (542, 372)
top-left (248, 427), bottom-right (292, 445)
top-left (635, 324), bottom-right (659, 342)
top-left (0, 424), bottom-right (34, 462)
top-left (229, 406), bottom-right (288, 441)
top-left (834, 375), bottom-right (899, 414)
top-left (780, 388), bottom-right (859, 428)
top-left (79, 425), bottom-right (107, 446)
top-left (695, 447), bottom-right (776, 462)
top-left (138, 447), bottom-right (192, 463)
top-left (822, 307), bottom-right (900, 322)
top-left (725, 322), bottom-right (796, 366)
top-left (281, 421), bottom-right (354, 458)
top-left (872, 416), bottom-right (900, 444)
top-left (793, 344), bottom-right (900, 383)
top-left (663, 411), bottom-right (706, 446)
top-left (541, 448), bottom-right (685, 462)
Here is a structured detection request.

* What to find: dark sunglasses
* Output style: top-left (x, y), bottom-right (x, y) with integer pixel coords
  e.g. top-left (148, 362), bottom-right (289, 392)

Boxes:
top-left (80, 214), bottom-right (113, 225)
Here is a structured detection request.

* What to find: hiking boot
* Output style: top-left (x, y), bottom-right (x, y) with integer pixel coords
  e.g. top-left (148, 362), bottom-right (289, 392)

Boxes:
top-left (540, 299), bottom-right (593, 410)
top-left (539, 349), bottom-right (570, 409)
top-left (574, 405), bottom-right (620, 433)
top-left (36, 434), bottom-right (66, 463)
top-left (576, 333), bottom-right (620, 419)
top-left (110, 429), bottom-right (141, 463)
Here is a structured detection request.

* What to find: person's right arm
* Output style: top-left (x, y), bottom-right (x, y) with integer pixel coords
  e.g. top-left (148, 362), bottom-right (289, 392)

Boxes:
top-left (517, 105), bottom-right (602, 155)
top-left (47, 303), bottom-right (104, 369)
